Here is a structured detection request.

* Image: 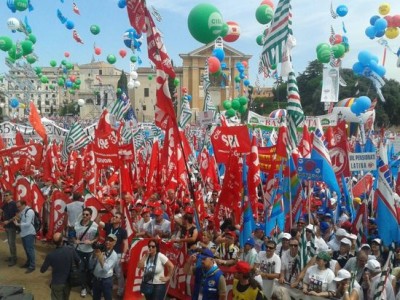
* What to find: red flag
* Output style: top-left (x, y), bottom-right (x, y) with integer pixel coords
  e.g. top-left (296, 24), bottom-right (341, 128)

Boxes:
top-left (15, 131), bottom-right (25, 146)
top-left (73, 156), bottom-right (84, 194)
top-left (353, 174), bottom-right (374, 198)
top-left (120, 162), bottom-right (133, 196)
top-left (328, 120), bottom-right (351, 177)
top-left (29, 101), bottom-right (47, 142)
top-left (247, 135), bottom-right (261, 211)
top-left (298, 124), bottom-right (312, 158)
top-left (145, 139), bottom-right (159, 198)
top-left (83, 143), bottom-right (97, 193)
top-left (276, 124), bottom-right (289, 159)
top-left (351, 201), bottom-right (367, 244)
top-left (46, 190), bottom-right (70, 240)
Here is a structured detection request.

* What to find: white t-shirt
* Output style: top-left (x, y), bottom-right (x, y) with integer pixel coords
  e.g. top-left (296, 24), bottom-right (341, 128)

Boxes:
top-left (143, 252), bottom-right (169, 285)
top-left (303, 265), bottom-right (335, 293)
top-left (257, 252), bottom-right (281, 298)
top-left (281, 252), bottom-right (300, 284)
top-left (75, 221), bottom-right (98, 253)
top-left (136, 218), bottom-right (152, 235)
top-left (66, 201), bottom-right (84, 227)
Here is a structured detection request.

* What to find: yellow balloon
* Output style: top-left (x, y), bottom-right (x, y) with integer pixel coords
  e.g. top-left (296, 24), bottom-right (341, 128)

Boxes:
top-left (19, 103), bottom-right (26, 109)
top-left (379, 3), bottom-right (390, 15)
top-left (385, 27), bottom-right (399, 39)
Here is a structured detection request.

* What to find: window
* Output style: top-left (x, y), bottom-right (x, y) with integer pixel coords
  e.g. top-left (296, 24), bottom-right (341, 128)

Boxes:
top-left (144, 88), bottom-right (149, 97)
top-left (99, 70), bottom-right (102, 75)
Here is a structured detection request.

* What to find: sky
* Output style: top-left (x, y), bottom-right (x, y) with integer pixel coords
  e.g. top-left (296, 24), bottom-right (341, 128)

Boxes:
top-left (0, 0), bottom-right (400, 90)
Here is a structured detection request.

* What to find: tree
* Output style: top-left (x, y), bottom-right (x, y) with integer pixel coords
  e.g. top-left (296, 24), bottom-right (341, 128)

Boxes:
top-left (117, 71), bottom-right (128, 95)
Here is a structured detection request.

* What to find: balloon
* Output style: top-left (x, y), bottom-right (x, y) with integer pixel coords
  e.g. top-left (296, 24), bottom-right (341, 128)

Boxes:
top-left (64, 52), bottom-right (70, 58)
top-left (374, 18), bottom-right (388, 32)
top-left (187, 3), bottom-right (224, 44)
top-left (243, 79), bottom-right (250, 86)
top-left (10, 98), bottom-right (19, 108)
top-left (317, 49), bottom-right (331, 63)
top-left (231, 99), bottom-right (241, 110)
top-left (75, 79), bottom-right (81, 85)
top-left (7, 18), bottom-right (20, 31)
top-left (239, 96), bottom-right (248, 106)
top-left (117, 0), bottom-right (126, 8)
top-left (255, 5), bottom-right (274, 25)
top-left (384, 15), bottom-right (394, 27)
top-left (392, 15), bottom-right (400, 27)
top-left (208, 56), bottom-right (221, 73)
top-left (333, 34), bottom-right (342, 44)
top-left (221, 62), bottom-right (227, 69)
top-left (130, 71), bottom-right (138, 80)
top-left (69, 75), bottom-right (76, 82)
top-left (65, 20), bottom-right (75, 30)
top-left (385, 27), bottom-right (399, 39)
top-left (336, 5), bottom-right (348, 17)
top-left (234, 76), bottom-right (241, 83)
top-left (375, 30), bottom-right (385, 38)
top-left (220, 23), bottom-right (229, 38)
top-left (66, 62), bottom-right (73, 70)
top-left (127, 80), bottom-right (135, 89)
top-left (8, 45), bottom-right (22, 61)
top-left (78, 99), bottom-right (85, 106)
top-left (90, 24), bottom-right (101, 35)
top-left (130, 55), bottom-right (137, 63)
top-left (40, 76), bottom-right (49, 84)
top-left (134, 81), bottom-right (141, 88)
top-left (356, 96), bottom-right (372, 112)
top-left (57, 78), bottom-right (65, 86)
top-left (107, 54), bottom-right (117, 64)
top-left (26, 55), bottom-right (36, 64)
top-left (316, 43), bottom-right (331, 53)
top-left (256, 34), bottom-right (264, 46)
top-left (260, 0), bottom-right (274, 10)
top-left (365, 26), bottom-right (377, 39)
top-left (332, 44), bottom-right (345, 58)
top-left (223, 100), bottom-right (232, 110)
top-left (223, 21), bottom-right (240, 43)
top-left (20, 40), bottom-right (33, 55)
top-left (352, 62), bottom-right (364, 75)
top-left (148, 75), bottom-right (153, 80)
top-left (119, 49), bottom-right (127, 58)
top-left (0, 36), bottom-right (13, 51)
top-left (173, 78), bottom-right (180, 87)
top-left (358, 50), bottom-right (373, 66)
top-left (123, 29), bottom-right (141, 49)
top-left (94, 47), bottom-right (102, 55)
top-left (186, 95), bottom-right (192, 101)
top-left (379, 3), bottom-right (390, 16)
top-left (66, 80), bottom-right (73, 88)
top-left (34, 67), bottom-right (42, 75)
top-left (238, 105), bottom-right (247, 114)
top-left (212, 48), bottom-right (225, 62)
top-left (225, 108), bottom-right (236, 118)
top-left (242, 61), bottom-right (248, 68)
top-left (370, 15), bottom-right (380, 26)
top-left (14, 0), bottom-right (28, 11)
top-left (28, 34), bottom-right (37, 44)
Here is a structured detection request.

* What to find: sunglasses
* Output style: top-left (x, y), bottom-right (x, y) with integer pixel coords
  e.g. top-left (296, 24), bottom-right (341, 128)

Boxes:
top-left (290, 244), bottom-right (299, 247)
top-left (83, 214), bottom-right (90, 216)
top-left (267, 246), bottom-right (275, 250)
top-left (148, 245), bottom-right (156, 249)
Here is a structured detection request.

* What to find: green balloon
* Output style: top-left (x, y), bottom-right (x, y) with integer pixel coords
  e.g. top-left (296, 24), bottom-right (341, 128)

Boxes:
top-left (66, 62), bottom-right (74, 70)
top-left (75, 79), bottom-right (81, 85)
top-left (173, 78), bottom-right (180, 87)
top-left (28, 34), bottom-right (37, 44)
top-left (61, 59), bottom-right (67, 65)
top-left (225, 108), bottom-right (236, 118)
top-left (90, 25), bottom-right (101, 35)
top-left (107, 54), bottom-right (117, 64)
top-left (20, 40), bottom-right (33, 56)
top-left (148, 75), bottom-right (153, 80)
top-left (238, 105), bottom-right (247, 114)
top-left (231, 99), bottom-right (241, 110)
top-left (40, 76), bottom-right (49, 84)
top-left (34, 66), bottom-right (42, 75)
top-left (69, 90), bottom-right (75, 95)
top-left (57, 78), bottom-right (65, 86)
top-left (332, 44), bottom-right (345, 59)
top-left (317, 49), bottom-right (331, 63)
top-left (256, 34), bottom-right (264, 46)
top-left (14, 0), bottom-right (28, 11)
top-left (49, 84), bottom-right (55, 90)
top-left (316, 43), bottom-right (330, 53)
top-left (117, 88), bottom-right (122, 94)
top-left (50, 60), bottom-right (57, 67)
top-left (26, 54), bottom-right (36, 64)
top-left (220, 23), bottom-right (229, 38)
top-left (0, 36), bottom-right (13, 52)
top-left (234, 76), bottom-right (241, 83)
top-left (223, 100), bottom-right (232, 110)
top-left (255, 5), bottom-right (274, 25)
top-left (130, 55), bottom-right (137, 63)
top-left (187, 3), bottom-right (224, 44)
top-left (239, 96), bottom-right (248, 106)
top-left (8, 45), bottom-right (23, 60)
top-left (270, 64), bottom-right (277, 70)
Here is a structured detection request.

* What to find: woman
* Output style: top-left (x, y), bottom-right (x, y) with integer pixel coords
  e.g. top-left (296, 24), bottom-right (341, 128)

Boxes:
top-left (196, 230), bottom-right (216, 252)
top-left (333, 269), bottom-right (363, 300)
top-left (171, 212), bottom-right (199, 253)
top-left (138, 240), bottom-right (174, 300)
top-left (302, 251), bottom-right (335, 298)
top-left (230, 261), bottom-right (265, 300)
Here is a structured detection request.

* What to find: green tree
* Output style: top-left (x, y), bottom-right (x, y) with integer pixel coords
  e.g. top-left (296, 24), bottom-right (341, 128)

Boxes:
top-left (117, 71), bottom-right (128, 94)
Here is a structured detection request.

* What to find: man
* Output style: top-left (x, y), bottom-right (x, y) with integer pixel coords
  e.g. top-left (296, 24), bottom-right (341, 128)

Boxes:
top-left (90, 234), bottom-right (119, 300)
top-left (99, 212), bottom-right (128, 298)
top-left (215, 231), bottom-right (239, 267)
top-left (255, 240), bottom-right (281, 299)
top-left (239, 237), bottom-right (259, 267)
top-left (40, 233), bottom-right (81, 300)
top-left (279, 238), bottom-right (301, 287)
top-left (74, 207), bottom-right (99, 297)
top-left (64, 192), bottom-right (84, 244)
top-left (327, 228), bottom-right (348, 251)
top-left (253, 223), bottom-right (265, 252)
top-left (149, 208), bottom-right (171, 239)
top-left (13, 200), bottom-right (36, 273)
top-left (333, 269), bottom-right (363, 300)
top-left (363, 259), bottom-right (395, 300)
top-left (0, 191), bottom-right (18, 266)
top-left (276, 232), bottom-right (291, 258)
top-left (230, 261), bottom-right (264, 300)
top-left (332, 237), bottom-right (354, 268)
top-left (343, 250), bottom-right (369, 283)
top-left (183, 248), bottom-right (227, 300)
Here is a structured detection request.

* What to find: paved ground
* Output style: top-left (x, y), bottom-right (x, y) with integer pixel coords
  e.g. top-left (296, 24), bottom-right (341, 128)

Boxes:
top-left (0, 231), bottom-right (88, 299)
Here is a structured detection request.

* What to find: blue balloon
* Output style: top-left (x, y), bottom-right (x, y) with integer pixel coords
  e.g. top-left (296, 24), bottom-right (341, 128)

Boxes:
top-left (375, 30), bottom-right (385, 38)
top-left (221, 62), bottom-right (227, 69)
top-left (374, 18), bottom-right (388, 32)
top-left (365, 26), bottom-right (377, 39)
top-left (356, 96), bottom-right (372, 113)
top-left (123, 29), bottom-right (135, 48)
top-left (358, 50), bottom-right (373, 66)
top-left (350, 101), bottom-right (360, 115)
top-left (336, 5), bottom-right (348, 17)
top-left (10, 98), bottom-right (19, 108)
top-left (342, 36), bottom-right (349, 43)
top-left (7, 0), bottom-right (16, 13)
top-left (239, 72), bottom-right (246, 79)
top-left (352, 62), bottom-right (364, 75)
top-left (117, 0), bottom-right (126, 8)
top-left (65, 20), bottom-right (74, 30)
top-left (66, 80), bottom-right (73, 88)
top-left (212, 48), bottom-right (225, 62)
top-left (370, 15), bottom-right (380, 26)
top-left (243, 79), bottom-right (250, 86)
top-left (237, 65), bottom-right (245, 73)
top-left (186, 95), bottom-right (192, 101)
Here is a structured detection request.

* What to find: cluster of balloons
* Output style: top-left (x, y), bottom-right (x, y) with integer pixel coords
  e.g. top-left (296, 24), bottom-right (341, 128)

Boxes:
top-left (234, 61), bottom-right (250, 87)
top-left (7, 0), bottom-right (32, 13)
top-left (350, 96), bottom-right (372, 116)
top-left (352, 50), bottom-right (386, 78)
top-left (366, 4), bottom-right (400, 39)
top-left (127, 71), bottom-right (140, 89)
top-left (316, 36), bottom-right (349, 63)
top-left (208, 48), bottom-right (225, 75)
top-left (255, 0), bottom-right (274, 25)
top-left (123, 28), bottom-right (142, 51)
top-left (222, 96), bottom-right (249, 118)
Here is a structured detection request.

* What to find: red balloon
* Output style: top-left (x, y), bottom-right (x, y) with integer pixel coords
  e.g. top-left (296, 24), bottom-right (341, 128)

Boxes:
top-left (384, 15), bottom-right (395, 27)
top-left (119, 49), bottom-right (127, 58)
top-left (260, 0), bottom-right (274, 10)
top-left (223, 21), bottom-right (241, 43)
top-left (392, 15), bottom-right (400, 27)
top-left (181, 87), bottom-right (188, 93)
top-left (242, 60), bottom-right (248, 68)
top-left (94, 47), bottom-right (102, 55)
top-left (208, 56), bottom-right (221, 73)
top-left (69, 75), bottom-right (76, 82)
top-left (64, 51), bottom-right (70, 58)
top-left (334, 34), bottom-right (342, 44)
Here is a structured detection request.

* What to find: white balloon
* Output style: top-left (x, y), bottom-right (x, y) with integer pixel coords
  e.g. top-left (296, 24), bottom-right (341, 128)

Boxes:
top-left (77, 98), bottom-right (85, 106)
top-left (331, 107), bottom-right (375, 123)
top-left (130, 71), bottom-right (138, 80)
top-left (127, 80), bottom-right (135, 89)
top-left (0, 103), bottom-right (4, 108)
top-left (134, 80), bottom-right (141, 88)
top-left (7, 18), bottom-right (20, 31)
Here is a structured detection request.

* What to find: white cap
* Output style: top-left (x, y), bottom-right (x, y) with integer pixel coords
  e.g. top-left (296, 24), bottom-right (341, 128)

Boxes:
top-left (306, 224), bottom-right (314, 231)
top-left (347, 233), bottom-right (357, 240)
top-left (366, 259), bottom-right (381, 273)
top-left (336, 228), bottom-right (347, 237)
top-left (281, 232), bottom-right (292, 240)
top-left (333, 269), bottom-right (351, 281)
top-left (330, 197), bottom-right (337, 205)
top-left (372, 238), bottom-right (382, 245)
top-left (360, 243), bottom-right (371, 250)
top-left (340, 238), bottom-right (352, 246)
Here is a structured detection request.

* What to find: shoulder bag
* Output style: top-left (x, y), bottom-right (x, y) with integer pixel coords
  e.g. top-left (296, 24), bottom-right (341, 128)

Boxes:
top-left (140, 252), bottom-right (159, 296)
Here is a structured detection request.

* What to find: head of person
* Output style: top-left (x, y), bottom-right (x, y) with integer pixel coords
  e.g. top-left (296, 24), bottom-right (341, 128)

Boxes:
top-left (370, 238), bottom-right (381, 251)
top-left (254, 223), bottom-right (265, 239)
top-left (229, 261), bottom-right (251, 281)
top-left (200, 248), bottom-right (215, 271)
top-left (53, 232), bottom-right (64, 247)
top-left (224, 231), bottom-right (236, 245)
top-left (82, 207), bottom-right (93, 221)
top-left (167, 189), bottom-right (175, 200)
top-left (356, 250), bottom-right (368, 268)
top-left (244, 237), bottom-right (255, 252)
top-left (72, 193), bottom-right (82, 202)
top-left (316, 251), bottom-right (331, 269)
top-left (147, 240), bottom-right (160, 256)
top-left (154, 208), bottom-right (164, 222)
top-left (211, 191), bottom-right (218, 202)
top-left (16, 200), bottom-right (27, 212)
top-left (112, 212), bottom-right (123, 225)
top-left (305, 224), bottom-right (314, 240)
top-left (368, 218), bottom-right (378, 231)
top-left (289, 238), bottom-right (299, 256)
top-left (202, 231), bottom-right (213, 244)
top-left (365, 259), bottom-right (382, 276)
top-left (297, 217), bottom-right (306, 230)
top-left (265, 240), bottom-right (277, 258)
top-left (105, 233), bottom-right (117, 251)
top-left (339, 238), bottom-right (352, 254)
top-left (333, 269), bottom-right (352, 290)
top-left (281, 233), bottom-right (292, 248)
top-left (141, 207), bottom-right (151, 219)
top-left (3, 190), bottom-right (13, 202)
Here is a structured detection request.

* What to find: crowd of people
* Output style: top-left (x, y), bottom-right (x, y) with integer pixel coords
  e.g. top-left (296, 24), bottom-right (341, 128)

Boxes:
top-left (1, 181), bottom-right (400, 300)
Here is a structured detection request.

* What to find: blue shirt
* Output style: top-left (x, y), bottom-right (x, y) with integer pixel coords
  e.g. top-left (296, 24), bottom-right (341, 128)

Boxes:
top-left (20, 206), bottom-right (36, 237)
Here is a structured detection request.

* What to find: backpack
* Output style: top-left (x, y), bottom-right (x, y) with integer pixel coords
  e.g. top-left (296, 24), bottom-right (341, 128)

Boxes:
top-left (25, 208), bottom-right (41, 233)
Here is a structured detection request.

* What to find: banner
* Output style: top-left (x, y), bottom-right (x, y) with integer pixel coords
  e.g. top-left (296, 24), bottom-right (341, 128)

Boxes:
top-left (297, 158), bottom-right (323, 181)
top-left (211, 125), bottom-right (251, 164)
top-left (0, 143), bottom-right (43, 167)
top-left (258, 146), bottom-right (284, 174)
top-left (320, 64), bottom-right (339, 102)
top-left (348, 152), bottom-right (377, 171)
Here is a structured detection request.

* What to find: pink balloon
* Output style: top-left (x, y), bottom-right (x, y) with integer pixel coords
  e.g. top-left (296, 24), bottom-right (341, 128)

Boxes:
top-left (119, 49), bottom-right (127, 58)
top-left (242, 61), bottom-right (248, 68)
top-left (64, 51), bottom-right (70, 58)
top-left (260, 0), bottom-right (274, 10)
top-left (94, 47), bottom-right (102, 55)
top-left (208, 56), bottom-right (221, 73)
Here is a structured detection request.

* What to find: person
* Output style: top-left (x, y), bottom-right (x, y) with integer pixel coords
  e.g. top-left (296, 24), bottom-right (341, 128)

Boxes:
top-left (99, 212), bottom-right (128, 298)
top-left (230, 261), bottom-right (264, 300)
top-left (215, 231), bottom-right (240, 267)
top-left (40, 233), bottom-right (81, 300)
top-left (333, 269), bottom-right (363, 300)
top-left (135, 207), bottom-right (152, 238)
top-left (332, 237), bottom-right (354, 268)
top-left (90, 233), bottom-right (119, 300)
top-left (149, 208), bottom-right (171, 239)
top-left (362, 259), bottom-right (395, 300)
top-left (171, 212), bottom-right (199, 253)
top-left (64, 192), bottom-right (84, 244)
top-left (275, 232), bottom-right (291, 258)
top-left (13, 200), bottom-right (36, 273)
top-left (73, 207), bottom-right (99, 298)
top-left (280, 238), bottom-right (301, 287)
top-left (0, 191), bottom-right (18, 266)
top-left (138, 240), bottom-right (174, 300)
top-left (239, 237), bottom-right (259, 267)
top-left (183, 248), bottom-right (227, 300)
top-left (302, 251), bottom-right (335, 298)
top-left (327, 228), bottom-right (348, 252)
top-left (343, 250), bottom-right (369, 284)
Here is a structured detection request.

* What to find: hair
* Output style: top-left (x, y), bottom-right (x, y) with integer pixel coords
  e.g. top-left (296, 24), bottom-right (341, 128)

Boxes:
top-left (72, 193), bottom-right (82, 201)
top-left (4, 190), bottom-right (12, 196)
top-left (290, 228), bottom-right (299, 238)
top-left (17, 200), bottom-right (27, 206)
top-left (148, 239), bottom-right (160, 252)
top-left (53, 233), bottom-right (64, 247)
top-left (184, 214), bottom-right (194, 224)
top-left (267, 240), bottom-right (277, 248)
top-left (115, 212), bottom-right (123, 219)
top-left (289, 237), bottom-right (298, 244)
top-left (83, 207), bottom-right (93, 215)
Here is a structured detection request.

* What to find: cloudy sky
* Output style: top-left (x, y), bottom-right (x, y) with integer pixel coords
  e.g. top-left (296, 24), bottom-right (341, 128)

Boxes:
top-left (0, 0), bottom-right (399, 89)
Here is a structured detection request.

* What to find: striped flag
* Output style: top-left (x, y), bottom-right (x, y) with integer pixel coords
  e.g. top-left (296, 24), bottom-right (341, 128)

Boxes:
top-left (61, 122), bottom-right (91, 162)
top-left (261, 0), bottom-right (292, 69)
top-left (373, 243), bottom-right (395, 300)
top-left (110, 92), bottom-right (131, 120)
top-left (298, 228), bottom-right (309, 269)
top-left (286, 71), bottom-right (304, 149)
top-left (178, 95), bottom-right (192, 128)
top-left (202, 59), bottom-right (216, 116)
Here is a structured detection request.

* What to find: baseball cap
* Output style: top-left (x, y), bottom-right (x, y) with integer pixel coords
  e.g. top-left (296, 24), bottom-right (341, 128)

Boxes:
top-left (330, 198), bottom-right (337, 205)
top-left (324, 212), bottom-right (333, 219)
top-left (141, 208), bottom-right (150, 215)
top-left (229, 261), bottom-right (251, 274)
top-left (366, 259), bottom-right (381, 272)
top-left (353, 197), bottom-right (362, 204)
top-left (316, 251), bottom-right (331, 262)
top-left (333, 269), bottom-right (351, 281)
top-left (255, 223), bottom-right (264, 232)
top-left (306, 224), bottom-right (314, 231)
top-left (368, 217), bottom-right (377, 225)
top-left (281, 232), bottom-right (292, 240)
top-left (340, 238), bottom-right (352, 246)
top-left (154, 208), bottom-right (163, 216)
top-left (372, 238), bottom-right (381, 245)
top-left (319, 222), bottom-right (330, 232)
top-left (336, 228), bottom-right (347, 237)
top-left (245, 237), bottom-right (255, 247)
top-left (317, 207), bottom-right (326, 215)
top-left (360, 243), bottom-right (371, 250)
top-left (200, 248), bottom-right (214, 259)
top-left (107, 233), bottom-right (117, 241)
